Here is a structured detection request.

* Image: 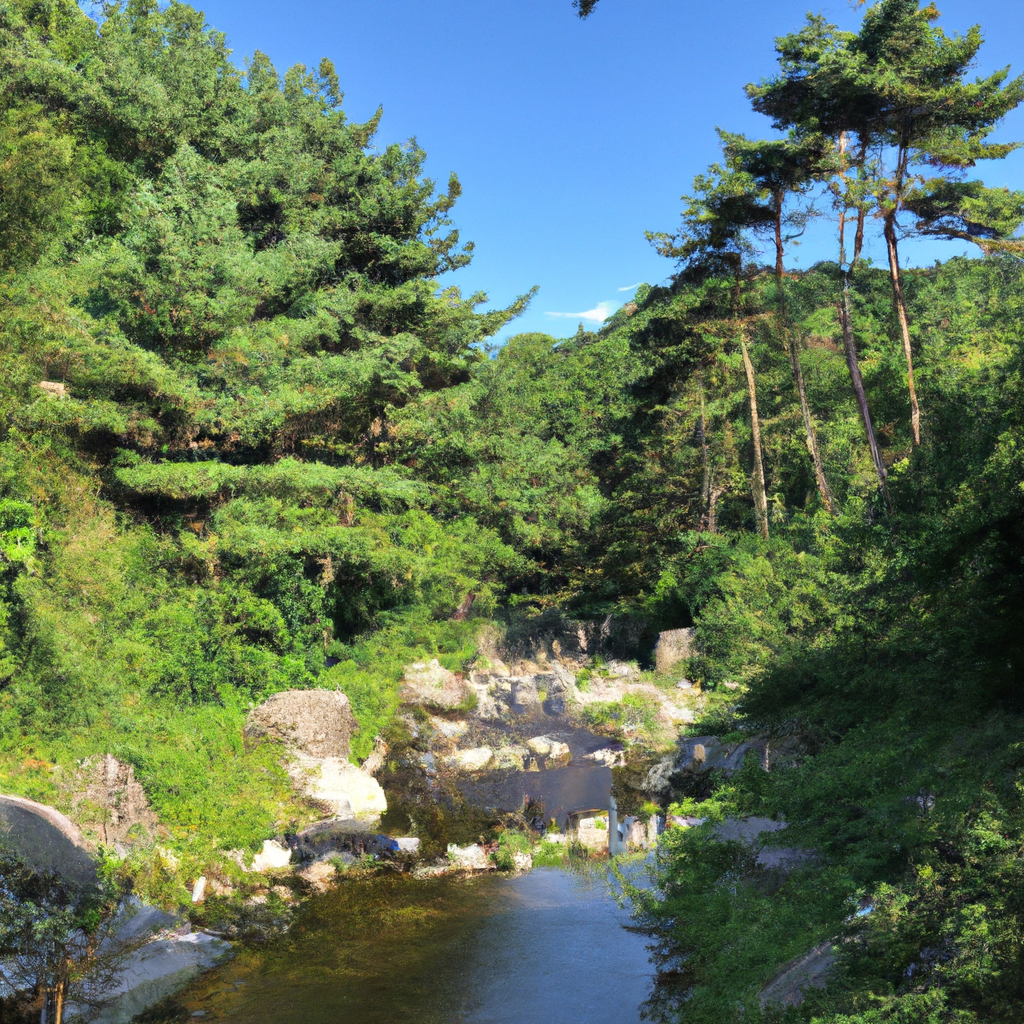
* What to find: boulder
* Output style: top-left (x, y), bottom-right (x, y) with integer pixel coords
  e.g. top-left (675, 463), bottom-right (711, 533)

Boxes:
top-left (446, 843), bottom-right (494, 870)
top-left (445, 746), bottom-right (494, 772)
top-left (401, 659), bottom-right (470, 710)
top-left (289, 819), bottom-right (391, 863)
top-left (251, 839), bottom-right (292, 872)
top-left (492, 745), bottom-right (528, 770)
top-left (68, 754), bottom-right (158, 847)
top-left (292, 758), bottom-right (387, 820)
top-left (587, 747), bottom-right (625, 767)
top-left (511, 675), bottom-right (540, 709)
top-left (645, 753), bottom-right (679, 796)
top-left (525, 735), bottom-right (569, 759)
top-left (0, 794), bottom-right (97, 888)
top-left (654, 628), bottom-right (694, 674)
top-left (677, 734), bottom-right (769, 774)
top-left (715, 817), bottom-right (809, 871)
top-left (430, 717), bottom-right (469, 740)
top-left (511, 850), bottom-right (533, 873)
top-left (244, 689), bottom-right (357, 759)
top-left (573, 812), bottom-right (610, 852)
top-left (603, 659), bottom-right (637, 679)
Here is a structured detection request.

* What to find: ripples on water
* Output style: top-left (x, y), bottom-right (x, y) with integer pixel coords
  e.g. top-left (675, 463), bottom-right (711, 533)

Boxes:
top-left (179, 868), bottom-right (652, 1024)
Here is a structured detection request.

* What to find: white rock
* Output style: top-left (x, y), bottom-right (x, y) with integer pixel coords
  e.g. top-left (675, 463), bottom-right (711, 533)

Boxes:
top-left (526, 736), bottom-right (552, 756)
top-left (445, 746), bottom-right (493, 772)
top-left (587, 747), bottom-right (625, 767)
top-left (251, 839), bottom-right (292, 872)
top-left (431, 717), bottom-right (469, 739)
top-left (604, 660), bottom-right (636, 678)
top-left (512, 851), bottom-right (533, 873)
top-left (548, 741), bottom-right (571, 760)
top-left (395, 837), bottom-right (420, 853)
top-left (446, 843), bottom-right (494, 870)
top-left (292, 757), bottom-right (388, 820)
top-left (155, 847), bottom-right (180, 871)
top-left (412, 862), bottom-right (451, 879)
top-left (190, 876), bottom-right (207, 903)
top-left (574, 814), bottom-right (610, 851)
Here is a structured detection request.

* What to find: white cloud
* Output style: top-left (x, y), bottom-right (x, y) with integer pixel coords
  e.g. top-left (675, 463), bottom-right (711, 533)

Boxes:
top-left (544, 301), bottom-right (616, 323)
top-left (617, 282), bottom-right (642, 292)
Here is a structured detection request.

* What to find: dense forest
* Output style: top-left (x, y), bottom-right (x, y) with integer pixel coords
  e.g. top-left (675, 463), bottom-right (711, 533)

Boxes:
top-left (2, 0), bottom-right (1024, 1021)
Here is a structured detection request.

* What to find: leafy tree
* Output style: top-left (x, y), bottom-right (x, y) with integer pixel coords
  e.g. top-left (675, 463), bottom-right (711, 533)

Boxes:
top-left (0, 850), bottom-right (140, 1024)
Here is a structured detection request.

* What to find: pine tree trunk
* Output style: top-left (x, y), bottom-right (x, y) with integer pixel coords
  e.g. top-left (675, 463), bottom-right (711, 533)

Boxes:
top-left (740, 337), bottom-right (769, 539)
top-left (699, 387), bottom-right (711, 530)
top-left (54, 976), bottom-right (65, 1024)
top-left (839, 277), bottom-right (891, 510)
top-left (883, 213), bottom-right (921, 445)
top-left (772, 202), bottom-right (834, 515)
top-left (773, 192), bottom-right (785, 286)
top-left (788, 332), bottom-right (835, 514)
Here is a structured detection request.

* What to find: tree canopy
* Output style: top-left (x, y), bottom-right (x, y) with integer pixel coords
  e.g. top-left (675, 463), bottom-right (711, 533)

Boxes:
top-left (2, 2), bottom-right (1024, 1022)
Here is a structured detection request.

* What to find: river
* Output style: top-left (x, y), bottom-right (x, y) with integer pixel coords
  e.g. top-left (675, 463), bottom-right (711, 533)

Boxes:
top-left (175, 867), bottom-right (653, 1024)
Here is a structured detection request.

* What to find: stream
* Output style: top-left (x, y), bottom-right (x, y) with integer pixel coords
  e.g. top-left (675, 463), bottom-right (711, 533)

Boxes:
top-left (176, 867), bottom-right (653, 1023)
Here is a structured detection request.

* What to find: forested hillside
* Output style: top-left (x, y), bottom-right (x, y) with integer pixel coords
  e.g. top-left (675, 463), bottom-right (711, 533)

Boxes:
top-left (2, 0), bottom-right (1024, 1021)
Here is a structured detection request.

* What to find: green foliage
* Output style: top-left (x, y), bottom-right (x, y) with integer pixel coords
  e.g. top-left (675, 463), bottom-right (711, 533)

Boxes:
top-left (1, 7), bottom-right (1023, 1020)
top-left (491, 828), bottom-right (532, 870)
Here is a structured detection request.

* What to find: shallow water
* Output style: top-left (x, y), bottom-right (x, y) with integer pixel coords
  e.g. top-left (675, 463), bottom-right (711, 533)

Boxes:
top-left (180, 868), bottom-right (652, 1024)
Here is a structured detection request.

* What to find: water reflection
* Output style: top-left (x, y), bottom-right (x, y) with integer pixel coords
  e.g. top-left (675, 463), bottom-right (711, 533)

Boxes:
top-left (179, 868), bottom-right (651, 1023)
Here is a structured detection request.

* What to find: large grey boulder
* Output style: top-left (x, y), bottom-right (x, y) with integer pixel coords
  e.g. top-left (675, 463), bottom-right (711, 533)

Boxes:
top-left (0, 793), bottom-right (97, 888)
top-left (244, 689), bottom-right (357, 759)
top-left (86, 930), bottom-right (232, 1024)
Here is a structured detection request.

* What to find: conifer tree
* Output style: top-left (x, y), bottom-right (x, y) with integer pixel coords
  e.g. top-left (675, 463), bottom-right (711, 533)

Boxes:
top-left (650, 166), bottom-right (773, 537)
top-left (720, 131), bottom-right (837, 514)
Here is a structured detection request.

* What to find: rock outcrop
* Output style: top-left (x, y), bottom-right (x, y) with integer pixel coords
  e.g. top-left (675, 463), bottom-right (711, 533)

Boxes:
top-left (68, 754), bottom-right (159, 848)
top-left (401, 659), bottom-right (470, 710)
top-left (244, 689), bottom-right (357, 759)
top-left (654, 627), bottom-right (694, 674)
top-left (86, 927), bottom-right (232, 1024)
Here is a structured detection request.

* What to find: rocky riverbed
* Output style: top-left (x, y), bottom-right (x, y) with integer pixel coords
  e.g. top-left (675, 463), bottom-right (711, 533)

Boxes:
top-left (4, 624), bottom-right (812, 1021)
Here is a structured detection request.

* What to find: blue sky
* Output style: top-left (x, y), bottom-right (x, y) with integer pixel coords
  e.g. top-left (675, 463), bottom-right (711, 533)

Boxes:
top-left (194, 0), bottom-right (1024, 342)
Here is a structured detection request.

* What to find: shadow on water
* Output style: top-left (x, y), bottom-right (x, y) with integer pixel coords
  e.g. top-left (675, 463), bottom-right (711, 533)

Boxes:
top-left (176, 869), bottom-right (652, 1024)
top-left (456, 764), bottom-right (613, 828)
